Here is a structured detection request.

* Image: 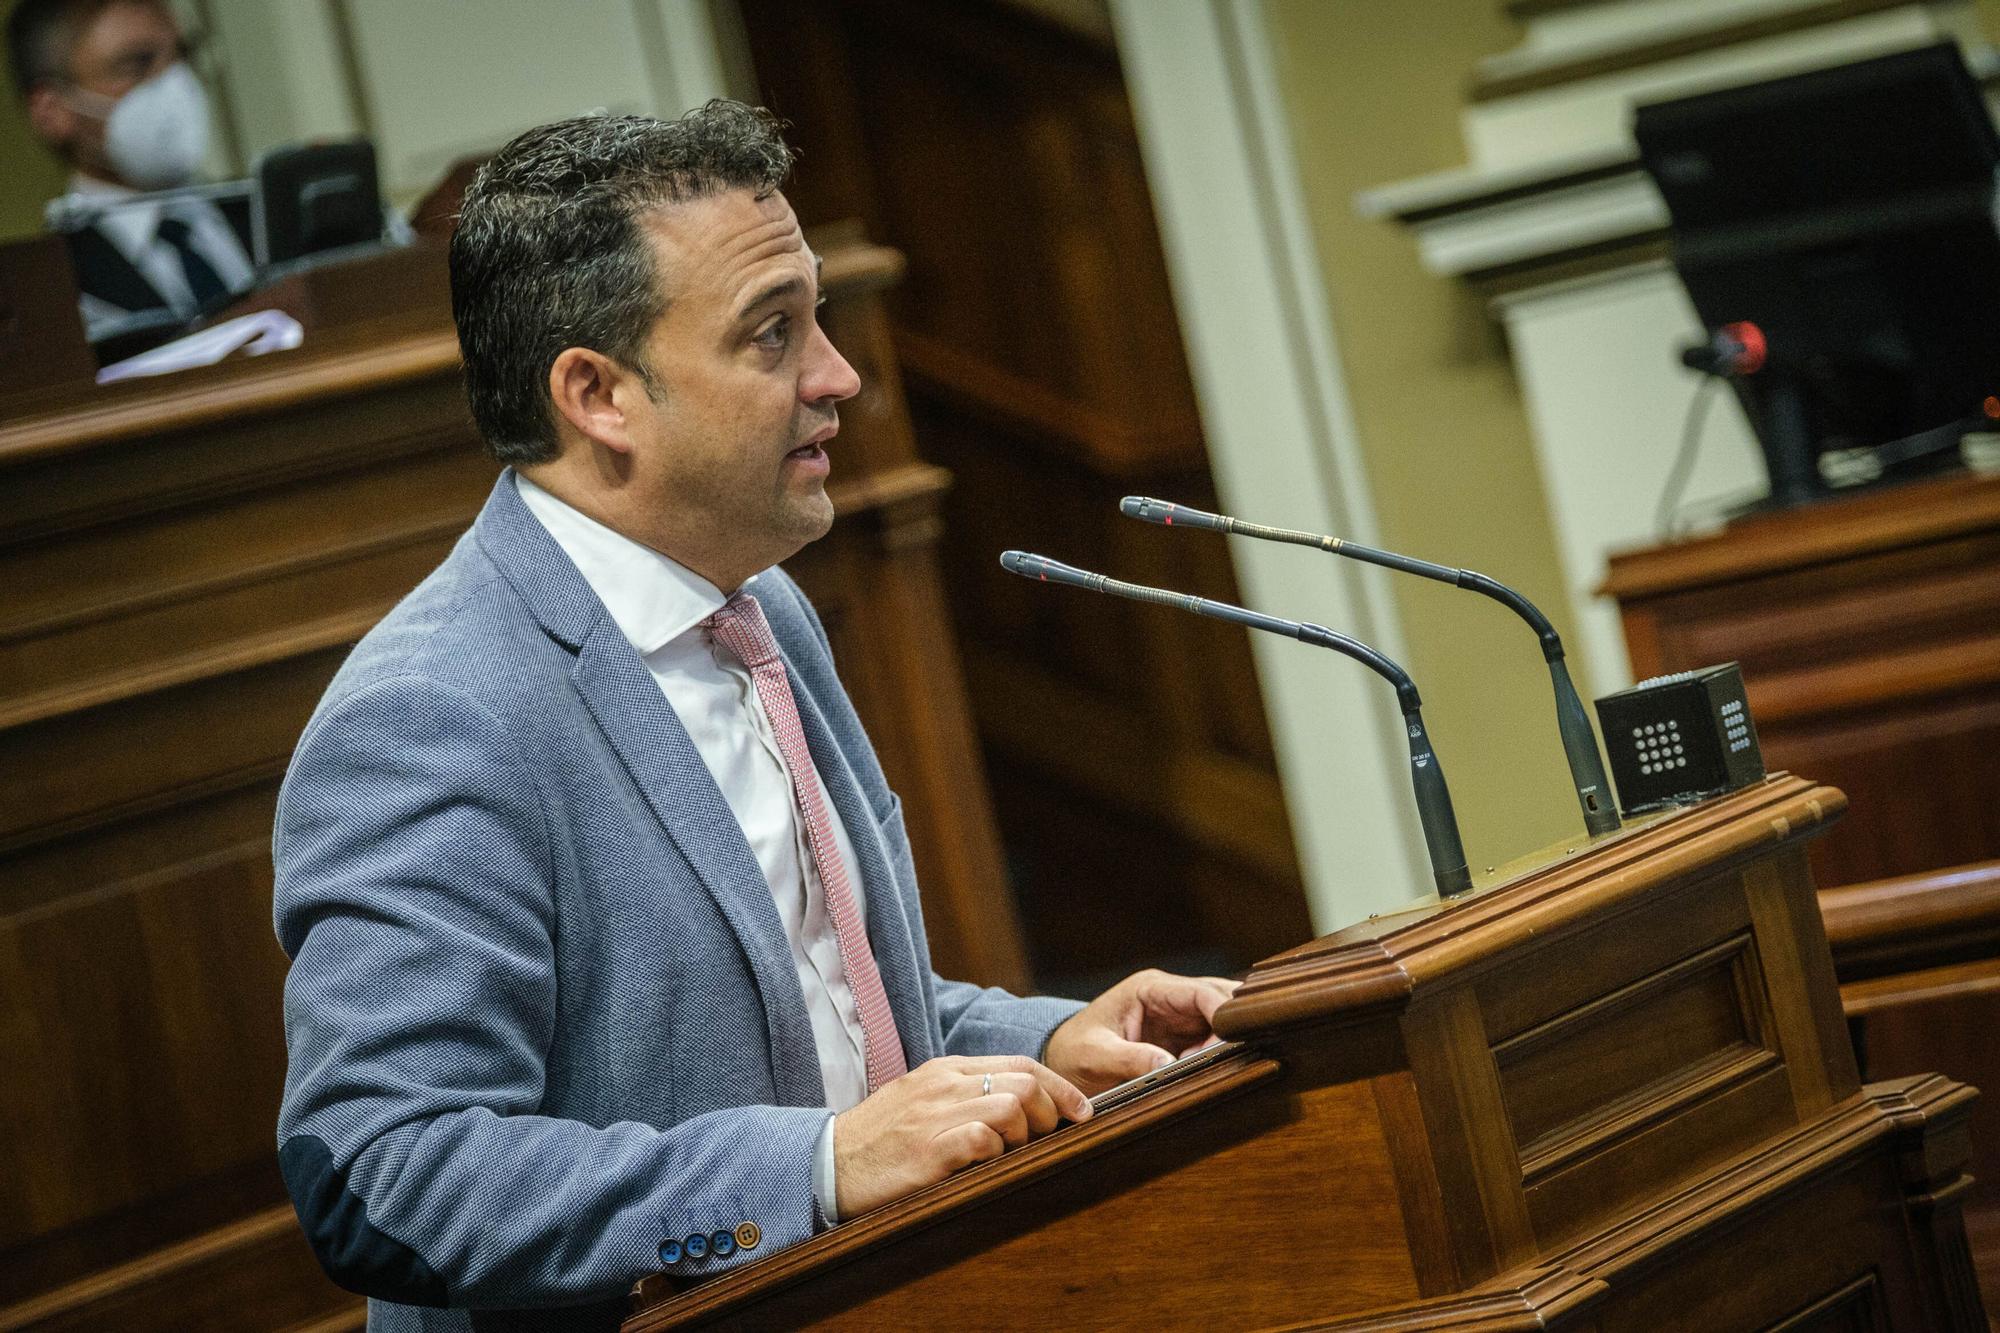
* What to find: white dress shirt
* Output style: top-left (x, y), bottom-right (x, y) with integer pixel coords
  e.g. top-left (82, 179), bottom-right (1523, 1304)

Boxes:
top-left (516, 473), bottom-right (869, 1221)
top-left (57, 174), bottom-right (255, 334)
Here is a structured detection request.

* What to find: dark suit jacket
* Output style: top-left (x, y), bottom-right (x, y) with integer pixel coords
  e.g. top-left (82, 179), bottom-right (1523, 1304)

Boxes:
top-left (62, 193), bottom-right (253, 361)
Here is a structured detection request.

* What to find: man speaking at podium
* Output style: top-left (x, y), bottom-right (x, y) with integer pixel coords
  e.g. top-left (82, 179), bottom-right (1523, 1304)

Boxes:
top-left (272, 101), bottom-right (1235, 1330)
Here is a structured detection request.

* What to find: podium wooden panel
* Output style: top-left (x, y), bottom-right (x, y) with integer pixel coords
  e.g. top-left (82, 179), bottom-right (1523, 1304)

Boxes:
top-left (627, 776), bottom-right (1983, 1331)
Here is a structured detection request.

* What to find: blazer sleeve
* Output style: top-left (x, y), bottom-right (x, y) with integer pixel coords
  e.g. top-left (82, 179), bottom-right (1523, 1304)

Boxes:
top-left (932, 979), bottom-right (1083, 1060)
top-left (273, 673), bottom-right (826, 1310)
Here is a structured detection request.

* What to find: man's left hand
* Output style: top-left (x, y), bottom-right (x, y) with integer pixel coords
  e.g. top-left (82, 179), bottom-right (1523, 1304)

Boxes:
top-left (1042, 969), bottom-right (1239, 1096)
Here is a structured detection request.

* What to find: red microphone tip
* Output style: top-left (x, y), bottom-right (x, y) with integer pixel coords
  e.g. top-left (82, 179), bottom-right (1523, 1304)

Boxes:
top-left (1722, 321), bottom-right (1767, 375)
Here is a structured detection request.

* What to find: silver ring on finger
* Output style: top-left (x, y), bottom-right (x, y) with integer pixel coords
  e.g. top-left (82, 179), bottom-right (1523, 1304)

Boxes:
top-left (982, 1073), bottom-right (993, 1096)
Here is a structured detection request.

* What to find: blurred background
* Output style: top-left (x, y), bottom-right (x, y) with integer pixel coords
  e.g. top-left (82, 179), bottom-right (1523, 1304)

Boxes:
top-left (6, 0), bottom-right (2000, 1326)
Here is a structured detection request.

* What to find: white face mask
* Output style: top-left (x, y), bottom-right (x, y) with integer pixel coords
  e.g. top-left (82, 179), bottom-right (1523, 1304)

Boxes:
top-left (68, 61), bottom-right (211, 191)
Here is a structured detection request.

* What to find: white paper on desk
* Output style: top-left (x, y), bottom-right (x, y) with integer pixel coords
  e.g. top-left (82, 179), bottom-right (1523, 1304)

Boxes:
top-left (96, 310), bottom-right (305, 384)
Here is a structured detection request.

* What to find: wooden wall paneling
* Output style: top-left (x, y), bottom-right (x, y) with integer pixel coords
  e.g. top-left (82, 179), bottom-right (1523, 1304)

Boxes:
top-left (1822, 861), bottom-right (2000, 1316)
top-left (1603, 471), bottom-right (2000, 890)
top-left (742, 0), bottom-right (1309, 989)
top-left (0, 236), bottom-right (95, 400)
top-left (0, 836), bottom-right (289, 1244)
top-left (0, 1204), bottom-right (364, 1333)
top-left (1760, 693), bottom-right (2000, 891)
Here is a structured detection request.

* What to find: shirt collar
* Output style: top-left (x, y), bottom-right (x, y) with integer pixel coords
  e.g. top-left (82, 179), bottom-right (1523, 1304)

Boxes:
top-left (59, 175), bottom-right (165, 258)
top-left (514, 471), bottom-right (747, 656)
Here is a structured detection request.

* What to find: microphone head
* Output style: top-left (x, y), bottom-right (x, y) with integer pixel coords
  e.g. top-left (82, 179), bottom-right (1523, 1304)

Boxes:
top-left (1001, 549), bottom-right (1097, 590)
top-left (1719, 320), bottom-right (1767, 375)
top-left (1121, 495), bottom-right (1175, 525)
top-left (1119, 495), bottom-right (1230, 531)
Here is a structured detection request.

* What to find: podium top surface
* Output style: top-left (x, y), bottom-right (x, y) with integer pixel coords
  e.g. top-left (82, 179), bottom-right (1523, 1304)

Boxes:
top-left (1218, 774), bottom-right (1845, 1039)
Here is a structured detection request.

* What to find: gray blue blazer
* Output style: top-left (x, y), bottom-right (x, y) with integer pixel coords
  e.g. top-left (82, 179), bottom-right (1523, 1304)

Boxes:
top-left (273, 472), bottom-right (1081, 1330)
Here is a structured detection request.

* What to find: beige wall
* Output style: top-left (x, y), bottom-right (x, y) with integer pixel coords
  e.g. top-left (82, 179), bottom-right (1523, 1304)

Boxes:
top-left (1262, 0), bottom-right (1590, 866)
top-left (1, 0), bottom-right (71, 241)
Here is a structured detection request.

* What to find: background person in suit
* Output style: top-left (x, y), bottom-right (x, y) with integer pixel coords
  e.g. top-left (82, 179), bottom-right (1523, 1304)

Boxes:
top-left (273, 102), bottom-right (1236, 1329)
top-left (6, 0), bottom-right (252, 345)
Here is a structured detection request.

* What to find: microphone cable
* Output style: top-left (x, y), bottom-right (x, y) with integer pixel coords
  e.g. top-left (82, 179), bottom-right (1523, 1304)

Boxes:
top-left (1656, 374), bottom-right (1726, 539)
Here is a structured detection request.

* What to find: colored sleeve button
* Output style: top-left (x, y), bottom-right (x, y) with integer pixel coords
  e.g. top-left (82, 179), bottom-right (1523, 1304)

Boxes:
top-left (735, 1220), bottom-right (762, 1250)
top-left (683, 1233), bottom-right (709, 1259)
top-left (658, 1238), bottom-right (683, 1265)
top-left (710, 1230), bottom-right (737, 1257)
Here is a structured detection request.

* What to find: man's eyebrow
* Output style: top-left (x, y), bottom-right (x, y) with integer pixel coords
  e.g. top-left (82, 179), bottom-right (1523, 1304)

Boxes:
top-left (736, 254), bottom-right (824, 322)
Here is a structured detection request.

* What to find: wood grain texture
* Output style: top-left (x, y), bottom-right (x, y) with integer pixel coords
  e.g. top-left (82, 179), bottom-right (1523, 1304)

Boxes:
top-left (1402, 990), bottom-right (1538, 1282)
top-left (1220, 776), bottom-right (1846, 1037)
top-left (1600, 472), bottom-right (2000, 601)
top-left (1822, 860), bottom-right (2000, 981)
top-left (0, 1204), bottom-right (361, 1333)
top-left (1496, 934), bottom-right (1771, 1171)
top-left (632, 1063), bottom-right (1420, 1332)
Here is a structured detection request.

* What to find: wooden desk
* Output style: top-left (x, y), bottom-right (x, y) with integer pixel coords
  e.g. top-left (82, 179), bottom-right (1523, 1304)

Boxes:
top-left (0, 236), bottom-right (1025, 1329)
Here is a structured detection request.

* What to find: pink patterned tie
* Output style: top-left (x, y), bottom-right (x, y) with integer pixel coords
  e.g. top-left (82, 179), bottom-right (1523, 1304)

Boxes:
top-left (703, 592), bottom-right (909, 1093)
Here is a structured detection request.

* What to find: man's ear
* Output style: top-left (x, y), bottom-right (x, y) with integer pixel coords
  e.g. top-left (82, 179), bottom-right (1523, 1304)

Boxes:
top-left (25, 85), bottom-right (78, 153)
top-left (548, 348), bottom-right (638, 454)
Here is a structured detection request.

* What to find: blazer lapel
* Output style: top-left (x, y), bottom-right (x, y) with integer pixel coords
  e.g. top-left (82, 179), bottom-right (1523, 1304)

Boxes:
top-left (475, 473), bottom-right (826, 1106)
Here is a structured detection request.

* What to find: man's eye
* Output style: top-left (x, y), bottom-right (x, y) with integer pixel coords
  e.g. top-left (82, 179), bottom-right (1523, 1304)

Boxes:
top-left (753, 316), bottom-right (789, 349)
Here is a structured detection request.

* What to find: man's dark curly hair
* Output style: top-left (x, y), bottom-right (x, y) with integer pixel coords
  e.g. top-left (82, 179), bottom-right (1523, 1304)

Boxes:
top-left (449, 101), bottom-right (795, 464)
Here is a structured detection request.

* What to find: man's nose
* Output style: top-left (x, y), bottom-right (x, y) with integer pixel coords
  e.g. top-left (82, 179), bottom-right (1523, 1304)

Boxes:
top-left (803, 325), bottom-right (862, 404)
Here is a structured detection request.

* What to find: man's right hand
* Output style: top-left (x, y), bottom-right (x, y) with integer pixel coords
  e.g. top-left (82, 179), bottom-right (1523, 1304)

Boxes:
top-left (832, 1056), bottom-right (1092, 1219)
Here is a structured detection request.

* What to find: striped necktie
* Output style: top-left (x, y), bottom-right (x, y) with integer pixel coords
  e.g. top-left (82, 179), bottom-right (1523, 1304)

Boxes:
top-left (703, 592), bottom-right (908, 1093)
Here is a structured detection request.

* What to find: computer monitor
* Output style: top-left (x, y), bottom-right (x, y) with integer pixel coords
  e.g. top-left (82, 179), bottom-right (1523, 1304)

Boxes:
top-left (254, 139), bottom-right (387, 268)
top-left (1635, 43), bottom-right (2000, 508)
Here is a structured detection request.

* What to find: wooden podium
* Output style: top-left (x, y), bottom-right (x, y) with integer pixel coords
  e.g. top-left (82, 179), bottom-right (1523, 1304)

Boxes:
top-left (625, 775), bottom-right (1983, 1331)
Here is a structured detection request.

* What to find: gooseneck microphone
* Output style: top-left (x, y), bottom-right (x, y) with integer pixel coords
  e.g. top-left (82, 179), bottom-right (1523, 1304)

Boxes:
top-left (1120, 496), bottom-right (1621, 839)
top-left (1000, 550), bottom-right (1474, 898)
